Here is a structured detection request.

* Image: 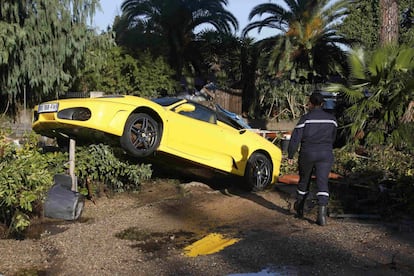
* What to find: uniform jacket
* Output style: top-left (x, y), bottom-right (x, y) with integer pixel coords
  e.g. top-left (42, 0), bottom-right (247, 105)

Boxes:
top-left (287, 107), bottom-right (337, 159)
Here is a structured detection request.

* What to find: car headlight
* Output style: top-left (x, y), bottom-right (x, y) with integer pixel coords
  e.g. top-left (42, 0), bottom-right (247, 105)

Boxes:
top-left (57, 107), bottom-right (91, 121)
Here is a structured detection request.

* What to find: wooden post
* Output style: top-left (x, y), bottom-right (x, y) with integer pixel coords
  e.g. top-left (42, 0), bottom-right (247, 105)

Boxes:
top-left (69, 138), bottom-right (77, 192)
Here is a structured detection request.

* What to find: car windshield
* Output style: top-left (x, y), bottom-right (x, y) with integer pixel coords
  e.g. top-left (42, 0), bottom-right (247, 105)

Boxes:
top-left (215, 104), bottom-right (251, 130)
top-left (152, 97), bottom-right (183, 107)
top-left (153, 97), bottom-right (251, 130)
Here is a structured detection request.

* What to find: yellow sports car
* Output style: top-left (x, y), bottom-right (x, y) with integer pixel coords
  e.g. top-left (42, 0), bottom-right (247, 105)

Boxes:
top-left (32, 95), bottom-right (282, 191)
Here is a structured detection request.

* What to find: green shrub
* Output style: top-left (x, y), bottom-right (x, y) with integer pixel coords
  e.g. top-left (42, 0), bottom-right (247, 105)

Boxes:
top-left (333, 146), bottom-right (414, 216)
top-left (75, 144), bottom-right (152, 193)
top-left (333, 146), bottom-right (413, 182)
top-left (279, 156), bottom-right (298, 176)
top-left (0, 131), bottom-right (152, 237)
top-left (0, 131), bottom-right (65, 237)
top-left (280, 146), bottom-right (414, 216)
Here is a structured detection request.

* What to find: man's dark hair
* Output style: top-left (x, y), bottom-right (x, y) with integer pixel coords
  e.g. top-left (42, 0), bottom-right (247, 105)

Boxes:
top-left (310, 92), bottom-right (324, 106)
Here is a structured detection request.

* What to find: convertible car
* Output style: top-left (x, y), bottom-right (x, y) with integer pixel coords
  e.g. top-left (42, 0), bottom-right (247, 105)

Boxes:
top-left (32, 95), bottom-right (282, 191)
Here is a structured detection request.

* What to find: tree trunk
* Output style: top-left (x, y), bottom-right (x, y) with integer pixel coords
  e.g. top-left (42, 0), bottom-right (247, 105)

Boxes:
top-left (380, 0), bottom-right (399, 45)
top-left (241, 44), bottom-right (259, 117)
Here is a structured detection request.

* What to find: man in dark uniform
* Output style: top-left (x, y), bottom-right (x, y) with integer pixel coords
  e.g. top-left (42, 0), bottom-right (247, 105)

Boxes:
top-left (287, 92), bottom-right (337, 226)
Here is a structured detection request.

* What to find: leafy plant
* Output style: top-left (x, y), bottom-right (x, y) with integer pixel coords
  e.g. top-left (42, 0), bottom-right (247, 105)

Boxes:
top-left (280, 145), bottom-right (414, 216)
top-left (0, 131), bottom-right (153, 237)
top-left (0, 0), bottom-right (100, 110)
top-left (77, 45), bottom-right (177, 98)
top-left (0, 131), bottom-right (65, 237)
top-left (75, 144), bottom-right (152, 193)
top-left (257, 79), bottom-right (311, 120)
top-left (243, 0), bottom-right (351, 82)
top-left (327, 45), bottom-right (414, 149)
top-left (332, 146), bottom-right (414, 216)
top-left (279, 155), bottom-right (299, 176)
top-left (119, 0), bottom-right (238, 80)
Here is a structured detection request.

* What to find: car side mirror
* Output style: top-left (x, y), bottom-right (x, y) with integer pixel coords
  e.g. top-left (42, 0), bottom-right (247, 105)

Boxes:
top-left (175, 103), bottom-right (196, 113)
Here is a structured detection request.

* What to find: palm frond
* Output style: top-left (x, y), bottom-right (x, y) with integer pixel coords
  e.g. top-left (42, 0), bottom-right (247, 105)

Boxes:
top-left (347, 48), bottom-right (366, 81)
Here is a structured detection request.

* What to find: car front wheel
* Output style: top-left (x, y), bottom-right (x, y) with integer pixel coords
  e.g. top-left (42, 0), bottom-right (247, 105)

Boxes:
top-left (120, 113), bottom-right (161, 158)
top-left (245, 152), bottom-right (273, 191)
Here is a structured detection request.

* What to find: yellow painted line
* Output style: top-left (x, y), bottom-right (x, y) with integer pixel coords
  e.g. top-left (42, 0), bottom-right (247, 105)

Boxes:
top-left (184, 233), bottom-right (241, 257)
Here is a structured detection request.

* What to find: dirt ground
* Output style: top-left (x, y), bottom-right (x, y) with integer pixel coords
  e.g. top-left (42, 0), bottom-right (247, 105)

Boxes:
top-left (1, 170), bottom-right (414, 276)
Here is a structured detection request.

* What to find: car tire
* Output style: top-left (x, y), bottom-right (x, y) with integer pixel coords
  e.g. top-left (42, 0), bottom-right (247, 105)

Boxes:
top-left (244, 152), bottom-right (273, 191)
top-left (120, 113), bottom-right (161, 158)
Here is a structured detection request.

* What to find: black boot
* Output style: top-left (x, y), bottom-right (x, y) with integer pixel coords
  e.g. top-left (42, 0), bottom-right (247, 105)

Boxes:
top-left (316, 205), bottom-right (327, 226)
top-left (294, 199), bottom-right (305, 218)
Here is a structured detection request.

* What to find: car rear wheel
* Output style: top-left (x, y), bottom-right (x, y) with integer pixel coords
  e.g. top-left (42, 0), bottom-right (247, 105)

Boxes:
top-left (245, 152), bottom-right (273, 191)
top-left (120, 113), bottom-right (161, 158)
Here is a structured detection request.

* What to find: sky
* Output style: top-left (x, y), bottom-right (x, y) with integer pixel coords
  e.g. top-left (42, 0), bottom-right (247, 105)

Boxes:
top-left (92, 0), bottom-right (277, 39)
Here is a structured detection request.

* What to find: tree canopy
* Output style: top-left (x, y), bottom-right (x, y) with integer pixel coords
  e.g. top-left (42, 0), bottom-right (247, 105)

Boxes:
top-left (119, 0), bottom-right (238, 80)
top-left (242, 0), bottom-right (353, 82)
top-left (0, 0), bottom-right (99, 112)
top-left (339, 0), bottom-right (414, 50)
top-left (327, 45), bottom-right (414, 149)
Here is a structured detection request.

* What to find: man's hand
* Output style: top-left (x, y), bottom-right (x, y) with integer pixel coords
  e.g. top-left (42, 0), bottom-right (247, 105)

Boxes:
top-left (287, 158), bottom-right (295, 165)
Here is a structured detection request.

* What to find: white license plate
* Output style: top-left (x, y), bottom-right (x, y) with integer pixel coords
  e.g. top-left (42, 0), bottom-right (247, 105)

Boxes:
top-left (38, 103), bottom-right (59, 113)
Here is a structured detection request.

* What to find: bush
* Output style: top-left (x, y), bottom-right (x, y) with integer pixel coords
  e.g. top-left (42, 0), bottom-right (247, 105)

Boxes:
top-left (279, 146), bottom-right (414, 216)
top-left (75, 144), bottom-right (152, 193)
top-left (0, 131), bottom-right (152, 237)
top-left (332, 146), bottom-right (414, 216)
top-left (333, 146), bottom-right (413, 183)
top-left (0, 131), bottom-right (66, 237)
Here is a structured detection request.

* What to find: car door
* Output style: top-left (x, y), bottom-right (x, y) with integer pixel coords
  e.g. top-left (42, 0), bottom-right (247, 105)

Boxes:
top-left (163, 102), bottom-right (234, 171)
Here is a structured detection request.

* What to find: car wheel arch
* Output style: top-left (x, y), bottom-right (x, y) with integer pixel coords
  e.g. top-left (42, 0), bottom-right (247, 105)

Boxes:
top-left (249, 150), bottom-right (273, 168)
top-left (130, 107), bottom-right (164, 132)
top-left (120, 109), bottom-right (164, 158)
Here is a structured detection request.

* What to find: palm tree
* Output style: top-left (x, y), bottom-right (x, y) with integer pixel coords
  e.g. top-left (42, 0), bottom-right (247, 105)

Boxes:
top-left (121, 0), bottom-right (238, 80)
top-left (379, 0), bottom-right (399, 45)
top-left (326, 45), bottom-right (414, 149)
top-left (242, 0), bottom-right (352, 82)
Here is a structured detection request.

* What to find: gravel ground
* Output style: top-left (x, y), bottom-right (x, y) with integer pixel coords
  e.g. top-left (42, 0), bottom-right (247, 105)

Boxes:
top-left (1, 179), bottom-right (414, 276)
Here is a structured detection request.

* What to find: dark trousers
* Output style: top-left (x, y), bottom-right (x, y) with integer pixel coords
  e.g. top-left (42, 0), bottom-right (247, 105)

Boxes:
top-left (296, 150), bottom-right (334, 206)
